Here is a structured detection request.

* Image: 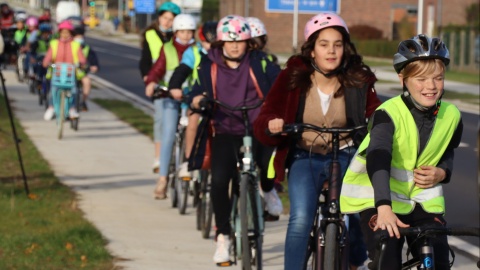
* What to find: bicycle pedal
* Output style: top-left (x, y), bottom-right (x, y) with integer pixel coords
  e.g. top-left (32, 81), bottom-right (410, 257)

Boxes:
top-left (264, 211), bottom-right (280, 222)
top-left (216, 261), bottom-right (233, 267)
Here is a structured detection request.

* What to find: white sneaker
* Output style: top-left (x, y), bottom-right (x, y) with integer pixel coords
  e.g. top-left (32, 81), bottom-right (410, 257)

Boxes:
top-left (152, 159), bottom-right (160, 174)
top-left (213, 234), bottom-right (231, 263)
top-left (43, 107), bottom-right (55, 121)
top-left (178, 162), bottom-right (191, 179)
top-left (69, 108), bottom-right (79, 119)
top-left (264, 189), bottom-right (283, 216)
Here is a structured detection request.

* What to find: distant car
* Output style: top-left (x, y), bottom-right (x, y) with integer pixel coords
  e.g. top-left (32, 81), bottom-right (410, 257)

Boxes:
top-left (83, 16), bottom-right (100, 27)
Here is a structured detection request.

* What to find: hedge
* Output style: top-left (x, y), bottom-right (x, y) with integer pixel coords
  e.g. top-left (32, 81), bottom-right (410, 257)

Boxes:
top-left (353, 39), bottom-right (399, 58)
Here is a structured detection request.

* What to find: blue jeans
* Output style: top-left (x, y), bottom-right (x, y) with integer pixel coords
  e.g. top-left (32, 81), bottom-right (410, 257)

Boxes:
top-left (154, 98), bottom-right (179, 177)
top-left (284, 147), bottom-right (367, 269)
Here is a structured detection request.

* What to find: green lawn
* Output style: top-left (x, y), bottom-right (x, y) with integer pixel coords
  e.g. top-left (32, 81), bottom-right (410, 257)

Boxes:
top-left (0, 94), bottom-right (115, 270)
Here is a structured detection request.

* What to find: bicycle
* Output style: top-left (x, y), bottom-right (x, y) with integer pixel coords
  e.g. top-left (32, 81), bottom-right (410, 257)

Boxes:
top-left (268, 123), bottom-right (366, 270)
top-left (368, 226), bottom-right (480, 270)
top-left (152, 85), bottom-right (193, 215)
top-left (50, 63), bottom-right (77, 139)
top-left (199, 97), bottom-right (265, 270)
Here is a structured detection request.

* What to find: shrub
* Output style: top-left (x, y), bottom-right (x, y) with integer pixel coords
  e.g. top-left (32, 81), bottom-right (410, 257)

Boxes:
top-left (349, 25), bottom-right (384, 40)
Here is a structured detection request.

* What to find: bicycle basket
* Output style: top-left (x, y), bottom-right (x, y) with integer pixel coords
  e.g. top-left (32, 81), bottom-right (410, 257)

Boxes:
top-left (50, 63), bottom-right (76, 89)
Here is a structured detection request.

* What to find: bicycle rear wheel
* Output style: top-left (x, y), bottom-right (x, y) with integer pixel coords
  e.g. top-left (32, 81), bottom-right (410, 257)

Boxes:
top-left (57, 91), bottom-right (65, 140)
top-left (240, 174), bottom-right (262, 270)
top-left (197, 170), bottom-right (213, 238)
top-left (70, 86), bottom-right (81, 131)
top-left (169, 151), bottom-right (178, 208)
top-left (324, 223), bottom-right (340, 270)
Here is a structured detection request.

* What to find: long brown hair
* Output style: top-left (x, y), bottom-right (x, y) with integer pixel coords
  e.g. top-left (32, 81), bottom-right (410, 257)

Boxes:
top-left (288, 26), bottom-right (375, 97)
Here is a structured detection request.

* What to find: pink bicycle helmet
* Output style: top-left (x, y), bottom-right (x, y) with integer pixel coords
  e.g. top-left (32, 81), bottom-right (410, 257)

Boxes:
top-left (26, 16), bottom-right (39, 27)
top-left (217, 15), bottom-right (251, 41)
top-left (58, 20), bottom-right (74, 31)
top-left (246, 17), bottom-right (267, 38)
top-left (304, 12), bottom-right (349, 41)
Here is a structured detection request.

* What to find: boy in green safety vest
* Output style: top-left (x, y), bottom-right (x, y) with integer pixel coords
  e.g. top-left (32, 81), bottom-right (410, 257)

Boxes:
top-left (167, 20), bottom-right (217, 181)
top-left (71, 18), bottom-right (99, 111)
top-left (340, 35), bottom-right (463, 270)
top-left (30, 23), bottom-right (52, 86)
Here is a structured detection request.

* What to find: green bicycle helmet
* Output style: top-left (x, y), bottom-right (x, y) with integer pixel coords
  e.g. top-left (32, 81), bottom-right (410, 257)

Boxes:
top-left (157, 1), bottom-right (181, 16)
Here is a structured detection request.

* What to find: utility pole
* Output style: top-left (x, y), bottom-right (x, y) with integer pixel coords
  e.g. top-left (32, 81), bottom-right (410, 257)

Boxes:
top-left (292, 0), bottom-right (298, 54)
top-left (417, 0), bottom-right (424, 34)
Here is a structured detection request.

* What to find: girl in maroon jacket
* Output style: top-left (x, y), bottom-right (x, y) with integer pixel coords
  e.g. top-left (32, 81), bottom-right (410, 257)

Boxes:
top-left (253, 13), bottom-right (381, 269)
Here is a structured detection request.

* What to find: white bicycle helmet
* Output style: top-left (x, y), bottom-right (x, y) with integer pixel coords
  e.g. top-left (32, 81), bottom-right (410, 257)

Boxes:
top-left (15, 12), bottom-right (27, 22)
top-left (246, 17), bottom-right (267, 38)
top-left (172, 14), bottom-right (197, 32)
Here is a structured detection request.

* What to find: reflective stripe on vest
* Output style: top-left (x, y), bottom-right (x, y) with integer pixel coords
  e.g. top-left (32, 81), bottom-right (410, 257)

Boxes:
top-left (191, 45), bottom-right (202, 84)
top-left (340, 96), bottom-right (461, 215)
top-left (50, 39), bottom-right (80, 64)
top-left (159, 39), bottom-right (179, 86)
top-left (145, 29), bottom-right (164, 62)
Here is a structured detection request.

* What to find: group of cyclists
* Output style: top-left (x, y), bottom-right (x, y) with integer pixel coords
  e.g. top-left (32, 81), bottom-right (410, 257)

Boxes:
top-left (1, 1), bottom-right (464, 269)
top-left (0, 2), bottom-right (99, 121)
top-left (141, 2), bottom-right (463, 269)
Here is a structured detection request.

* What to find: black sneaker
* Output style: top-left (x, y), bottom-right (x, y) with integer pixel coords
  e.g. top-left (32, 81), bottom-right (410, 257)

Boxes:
top-left (81, 101), bottom-right (88, 112)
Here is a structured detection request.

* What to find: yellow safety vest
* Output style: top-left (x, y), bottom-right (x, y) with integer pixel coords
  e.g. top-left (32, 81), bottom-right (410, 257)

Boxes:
top-left (159, 39), bottom-right (179, 86)
top-left (340, 96), bottom-right (461, 215)
top-left (145, 29), bottom-right (164, 62)
top-left (46, 39), bottom-right (82, 79)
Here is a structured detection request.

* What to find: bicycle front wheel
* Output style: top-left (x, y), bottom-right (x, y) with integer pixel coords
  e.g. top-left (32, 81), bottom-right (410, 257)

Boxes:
top-left (324, 223), bottom-right (340, 270)
top-left (240, 174), bottom-right (262, 270)
top-left (176, 135), bottom-right (189, 215)
top-left (57, 91), bottom-right (65, 140)
top-left (197, 170), bottom-right (213, 238)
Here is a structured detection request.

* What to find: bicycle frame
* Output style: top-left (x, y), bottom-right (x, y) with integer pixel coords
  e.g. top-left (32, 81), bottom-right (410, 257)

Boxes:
top-left (50, 63), bottom-right (77, 139)
top-left (270, 124), bottom-right (365, 270)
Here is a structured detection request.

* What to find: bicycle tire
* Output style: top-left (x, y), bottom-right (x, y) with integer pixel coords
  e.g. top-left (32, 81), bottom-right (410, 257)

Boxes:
top-left (240, 174), bottom-right (262, 270)
top-left (169, 151), bottom-right (178, 208)
top-left (198, 170), bottom-right (213, 238)
top-left (70, 90), bottom-right (80, 131)
top-left (57, 91), bottom-right (65, 140)
top-left (324, 223), bottom-right (340, 270)
top-left (176, 135), bottom-right (189, 215)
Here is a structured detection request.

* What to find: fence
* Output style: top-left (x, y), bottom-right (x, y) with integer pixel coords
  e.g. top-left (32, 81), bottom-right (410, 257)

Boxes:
top-left (442, 30), bottom-right (479, 73)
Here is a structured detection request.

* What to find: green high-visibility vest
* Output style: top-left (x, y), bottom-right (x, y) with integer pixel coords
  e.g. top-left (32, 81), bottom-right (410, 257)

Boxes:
top-left (14, 29), bottom-right (27, 44)
top-left (37, 39), bottom-right (49, 54)
top-left (159, 39), bottom-right (179, 86)
top-left (145, 29), bottom-right (164, 62)
top-left (340, 96), bottom-right (461, 215)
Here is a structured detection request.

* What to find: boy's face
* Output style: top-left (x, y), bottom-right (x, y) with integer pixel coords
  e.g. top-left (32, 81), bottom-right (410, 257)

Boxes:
top-left (16, 21), bottom-right (24, 29)
top-left (41, 32), bottom-right (50, 39)
top-left (176, 30), bottom-right (193, 44)
top-left (399, 62), bottom-right (445, 108)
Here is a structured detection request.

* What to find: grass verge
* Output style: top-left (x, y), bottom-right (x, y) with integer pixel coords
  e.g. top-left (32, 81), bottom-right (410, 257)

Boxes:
top-left (92, 98), bottom-right (292, 213)
top-left (0, 94), bottom-right (115, 270)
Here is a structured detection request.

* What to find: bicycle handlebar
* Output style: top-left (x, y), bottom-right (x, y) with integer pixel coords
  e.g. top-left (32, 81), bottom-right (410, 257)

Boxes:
top-left (369, 226), bottom-right (480, 270)
top-left (266, 123), bottom-right (366, 137)
top-left (152, 85), bottom-right (189, 103)
top-left (198, 96), bottom-right (264, 113)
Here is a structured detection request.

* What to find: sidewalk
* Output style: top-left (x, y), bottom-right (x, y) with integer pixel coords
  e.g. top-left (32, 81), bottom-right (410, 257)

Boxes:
top-left (3, 70), bottom-right (286, 270)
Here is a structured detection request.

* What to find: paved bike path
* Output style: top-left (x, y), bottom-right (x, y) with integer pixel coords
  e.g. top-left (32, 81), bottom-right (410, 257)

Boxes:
top-left (4, 70), bottom-right (286, 270)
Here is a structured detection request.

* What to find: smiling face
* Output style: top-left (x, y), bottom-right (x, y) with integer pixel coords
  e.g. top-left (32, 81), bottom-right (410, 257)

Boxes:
top-left (223, 41), bottom-right (247, 59)
top-left (399, 59), bottom-right (446, 108)
top-left (310, 27), bottom-right (344, 73)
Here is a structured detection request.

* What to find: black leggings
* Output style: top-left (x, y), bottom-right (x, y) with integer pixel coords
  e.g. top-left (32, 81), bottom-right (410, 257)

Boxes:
top-left (210, 134), bottom-right (274, 236)
top-left (360, 205), bottom-right (450, 270)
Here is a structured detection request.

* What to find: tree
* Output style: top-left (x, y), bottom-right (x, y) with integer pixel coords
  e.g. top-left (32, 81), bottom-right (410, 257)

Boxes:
top-left (201, 0), bottom-right (219, 22)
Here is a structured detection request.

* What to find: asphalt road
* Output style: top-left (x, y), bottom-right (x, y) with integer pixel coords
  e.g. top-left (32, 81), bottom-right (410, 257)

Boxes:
top-left (86, 35), bottom-right (479, 249)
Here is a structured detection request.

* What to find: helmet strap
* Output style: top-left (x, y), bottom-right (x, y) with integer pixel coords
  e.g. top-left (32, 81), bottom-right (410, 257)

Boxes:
top-left (222, 48), bottom-right (244, 63)
top-left (311, 59), bottom-right (342, 78)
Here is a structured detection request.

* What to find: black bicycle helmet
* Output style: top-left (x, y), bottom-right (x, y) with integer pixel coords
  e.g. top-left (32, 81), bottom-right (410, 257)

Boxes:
top-left (199, 21), bottom-right (217, 43)
top-left (393, 34), bottom-right (450, 73)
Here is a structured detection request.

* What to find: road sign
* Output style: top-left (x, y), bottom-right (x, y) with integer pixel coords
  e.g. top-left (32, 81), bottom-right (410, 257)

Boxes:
top-left (266, 0), bottom-right (339, 13)
top-left (134, 0), bottom-right (155, 14)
